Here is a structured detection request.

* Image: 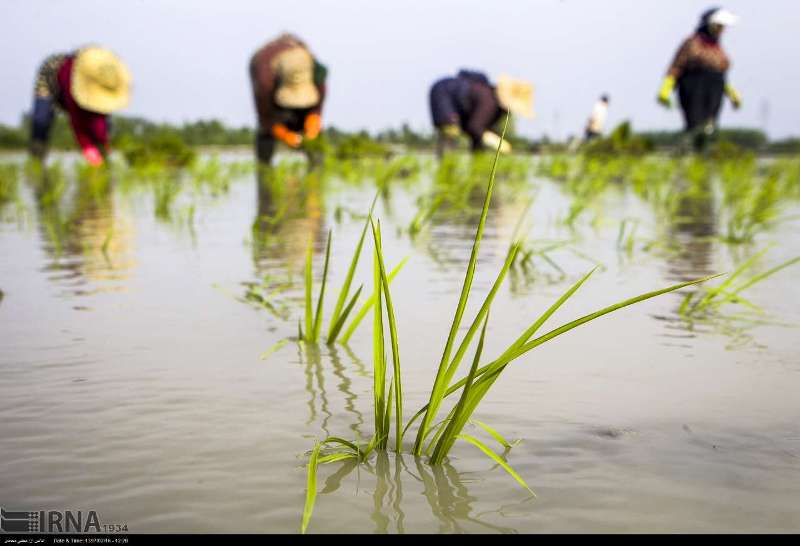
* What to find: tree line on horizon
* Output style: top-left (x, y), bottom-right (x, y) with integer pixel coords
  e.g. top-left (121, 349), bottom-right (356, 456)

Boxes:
top-left (1, 112), bottom-right (798, 155)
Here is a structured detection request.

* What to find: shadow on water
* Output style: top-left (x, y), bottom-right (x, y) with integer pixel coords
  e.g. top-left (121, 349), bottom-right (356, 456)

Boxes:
top-left (652, 175), bottom-right (718, 344)
top-left (664, 176), bottom-right (717, 282)
top-left (252, 165), bottom-right (327, 277)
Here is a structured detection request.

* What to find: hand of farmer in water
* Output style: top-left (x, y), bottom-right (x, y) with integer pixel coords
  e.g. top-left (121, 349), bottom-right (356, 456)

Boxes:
top-left (481, 131), bottom-right (511, 154)
top-left (304, 113), bottom-right (322, 140)
top-left (272, 123), bottom-right (303, 148)
top-left (82, 146), bottom-right (104, 166)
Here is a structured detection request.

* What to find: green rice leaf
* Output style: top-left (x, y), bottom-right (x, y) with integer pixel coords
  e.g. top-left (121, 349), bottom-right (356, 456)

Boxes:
top-left (439, 244), bottom-right (519, 402)
top-left (414, 114), bottom-right (510, 456)
top-left (372, 233), bottom-right (387, 446)
top-left (340, 257), bottom-right (409, 344)
top-left (408, 273), bottom-right (720, 437)
top-left (372, 219), bottom-right (404, 451)
top-left (304, 235), bottom-right (313, 340)
top-left (500, 274), bottom-right (724, 370)
top-left (718, 256), bottom-right (800, 307)
top-left (470, 419), bottom-right (513, 449)
top-left (301, 441), bottom-right (322, 534)
top-left (328, 193), bottom-right (378, 339)
top-left (456, 434), bottom-right (535, 497)
top-left (311, 230), bottom-right (333, 342)
top-left (431, 312), bottom-right (490, 463)
top-left (320, 437), bottom-right (362, 454)
top-left (317, 453), bottom-right (358, 465)
top-left (260, 338), bottom-right (290, 360)
top-left (696, 246), bottom-right (769, 309)
top-left (326, 285), bottom-right (363, 344)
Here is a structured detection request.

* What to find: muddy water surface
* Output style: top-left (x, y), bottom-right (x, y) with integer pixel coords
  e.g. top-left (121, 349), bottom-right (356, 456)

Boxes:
top-left (1, 151), bottom-right (799, 533)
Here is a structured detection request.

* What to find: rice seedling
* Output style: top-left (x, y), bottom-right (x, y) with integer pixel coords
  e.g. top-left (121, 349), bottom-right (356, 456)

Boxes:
top-left (373, 156), bottom-right (422, 190)
top-left (189, 156), bottom-right (230, 195)
top-left (407, 194), bottom-right (443, 237)
top-left (28, 161), bottom-right (68, 208)
top-left (292, 194), bottom-right (409, 347)
top-left (680, 248), bottom-right (800, 317)
top-left (153, 177), bottom-right (182, 221)
top-left (616, 218), bottom-right (639, 257)
top-left (116, 130), bottom-right (197, 168)
top-left (299, 230), bottom-right (332, 343)
top-left (536, 154), bottom-right (574, 181)
top-left (298, 115), bottom-right (717, 533)
top-left (719, 164), bottom-right (783, 244)
top-left (188, 156), bottom-right (254, 196)
top-left (325, 195), bottom-right (377, 343)
top-left (0, 163), bottom-right (19, 205)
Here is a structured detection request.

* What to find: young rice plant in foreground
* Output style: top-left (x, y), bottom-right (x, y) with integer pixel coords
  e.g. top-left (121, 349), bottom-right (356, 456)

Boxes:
top-left (299, 116), bottom-right (717, 533)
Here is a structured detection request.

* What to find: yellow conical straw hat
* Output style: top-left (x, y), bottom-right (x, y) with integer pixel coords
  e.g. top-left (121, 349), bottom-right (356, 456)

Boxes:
top-left (273, 46), bottom-right (320, 109)
top-left (71, 47), bottom-right (131, 114)
top-left (496, 75), bottom-right (534, 119)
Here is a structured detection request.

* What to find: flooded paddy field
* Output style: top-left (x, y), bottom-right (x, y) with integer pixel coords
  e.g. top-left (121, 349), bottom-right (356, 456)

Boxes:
top-left (1, 151), bottom-right (799, 533)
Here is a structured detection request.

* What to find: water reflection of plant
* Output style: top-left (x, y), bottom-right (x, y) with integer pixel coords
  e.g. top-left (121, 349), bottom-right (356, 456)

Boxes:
top-left (309, 449), bottom-right (529, 533)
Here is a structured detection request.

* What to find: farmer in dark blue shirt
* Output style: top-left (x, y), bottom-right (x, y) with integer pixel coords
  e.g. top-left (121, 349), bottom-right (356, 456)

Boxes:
top-left (429, 70), bottom-right (533, 156)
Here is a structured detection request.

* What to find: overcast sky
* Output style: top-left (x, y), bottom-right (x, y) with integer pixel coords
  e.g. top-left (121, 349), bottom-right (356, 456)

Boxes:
top-left (2, 0), bottom-right (799, 139)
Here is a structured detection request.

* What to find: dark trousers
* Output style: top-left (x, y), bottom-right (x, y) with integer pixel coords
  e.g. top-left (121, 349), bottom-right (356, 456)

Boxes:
top-left (30, 97), bottom-right (55, 157)
top-left (434, 130), bottom-right (459, 158)
top-left (255, 132), bottom-right (277, 164)
top-left (678, 70), bottom-right (725, 152)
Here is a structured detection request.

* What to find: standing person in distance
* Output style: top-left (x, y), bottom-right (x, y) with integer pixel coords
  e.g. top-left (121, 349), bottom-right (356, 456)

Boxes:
top-left (584, 94), bottom-right (610, 141)
top-left (657, 7), bottom-right (742, 153)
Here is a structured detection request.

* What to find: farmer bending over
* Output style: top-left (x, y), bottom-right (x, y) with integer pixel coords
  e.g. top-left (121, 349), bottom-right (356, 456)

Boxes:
top-left (29, 46), bottom-right (131, 166)
top-left (249, 34), bottom-right (328, 165)
top-left (429, 70), bottom-right (533, 157)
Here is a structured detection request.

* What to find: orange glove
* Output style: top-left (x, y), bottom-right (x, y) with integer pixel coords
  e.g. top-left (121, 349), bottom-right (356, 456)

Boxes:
top-left (304, 113), bottom-right (322, 140)
top-left (82, 146), bottom-right (104, 166)
top-left (272, 123), bottom-right (303, 148)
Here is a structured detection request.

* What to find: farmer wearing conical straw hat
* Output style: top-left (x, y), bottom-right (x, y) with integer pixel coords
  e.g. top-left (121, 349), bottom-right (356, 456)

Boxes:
top-left (429, 70), bottom-right (533, 156)
top-left (249, 34), bottom-right (328, 164)
top-left (657, 7), bottom-right (742, 152)
top-left (29, 46), bottom-right (131, 166)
